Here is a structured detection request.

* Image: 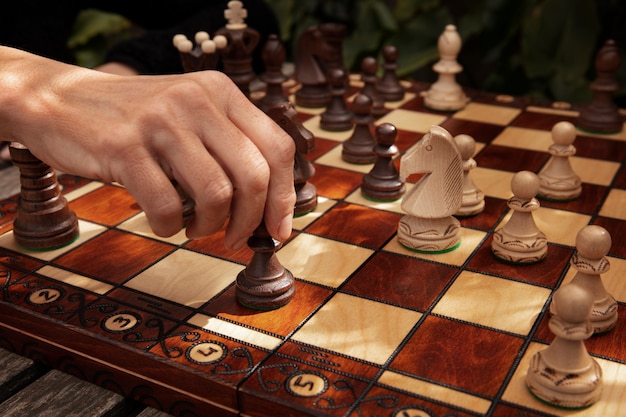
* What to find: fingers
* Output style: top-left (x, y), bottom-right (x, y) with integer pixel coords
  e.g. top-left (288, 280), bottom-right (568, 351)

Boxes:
top-left (221, 90), bottom-right (296, 244)
top-left (115, 149), bottom-right (183, 238)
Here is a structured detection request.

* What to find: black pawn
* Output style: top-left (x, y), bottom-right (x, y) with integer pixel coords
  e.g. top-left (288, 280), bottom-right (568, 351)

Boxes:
top-left (10, 143), bottom-right (79, 250)
top-left (577, 39), bottom-right (623, 133)
top-left (342, 93), bottom-right (376, 164)
top-left (361, 123), bottom-right (405, 201)
top-left (320, 68), bottom-right (354, 131)
top-left (376, 45), bottom-right (405, 102)
top-left (360, 56), bottom-right (387, 117)
top-left (258, 34), bottom-right (290, 113)
top-left (236, 222), bottom-right (295, 310)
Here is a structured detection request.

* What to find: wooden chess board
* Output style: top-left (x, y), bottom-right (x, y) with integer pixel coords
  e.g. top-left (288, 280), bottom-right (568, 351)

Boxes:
top-left (1, 78), bottom-right (625, 417)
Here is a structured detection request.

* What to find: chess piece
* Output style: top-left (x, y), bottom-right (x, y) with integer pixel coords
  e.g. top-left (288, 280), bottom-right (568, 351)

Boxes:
top-left (214, 0), bottom-right (260, 97)
top-left (538, 121), bottom-right (582, 201)
top-left (258, 34), bottom-right (290, 113)
top-left (454, 134), bottom-right (484, 217)
top-left (526, 284), bottom-right (603, 408)
top-left (173, 181), bottom-right (195, 226)
top-left (359, 56), bottom-right (387, 117)
top-left (268, 103), bottom-right (317, 215)
top-left (570, 225), bottom-right (617, 334)
top-left (173, 31), bottom-right (227, 72)
top-left (361, 123), bottom-right (405, 201)
top-left (398, 125), bottom-right (463, 253)
top-left (492, 171), bottom-right (547, 264)
top-left (236, 222), bottom-right (295, 310)
top-left (342, 93), bottom-right (376, 164)
top-left (320, 68), bottom-right (354, 131)
top-left (376, 45), bottom-right (405, 102)
top-left (9, 143), bottom-right (79, 250)
top-left (577, 39), bottom-right (623, 133)
top-left (424, 25), bottom-right (469, 111)
top-left (317, 23), bottom-right (349, 87)
top-left (294, 25), bottom-right (331, 108)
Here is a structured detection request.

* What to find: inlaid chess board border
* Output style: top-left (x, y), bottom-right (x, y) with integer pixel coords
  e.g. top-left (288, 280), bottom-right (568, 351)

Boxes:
top-left (0, 83), bottom-right (625, 416)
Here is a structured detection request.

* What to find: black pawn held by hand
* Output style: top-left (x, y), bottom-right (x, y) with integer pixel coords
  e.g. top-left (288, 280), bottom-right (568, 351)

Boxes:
top-left (9, 143), bottom-right (79, 250)
top-left (236, 222), bottom-right (294, 310)
top-left (361, 123), bottom-right (405, 201)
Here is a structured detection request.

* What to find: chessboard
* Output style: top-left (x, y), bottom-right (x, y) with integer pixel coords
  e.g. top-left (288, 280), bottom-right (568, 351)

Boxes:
top-left (0, 76), bottom-right (625, 417)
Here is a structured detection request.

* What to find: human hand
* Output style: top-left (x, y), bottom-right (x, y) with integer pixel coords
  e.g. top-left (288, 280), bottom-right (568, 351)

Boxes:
top-left (0, 47), bottom-right (295, 249)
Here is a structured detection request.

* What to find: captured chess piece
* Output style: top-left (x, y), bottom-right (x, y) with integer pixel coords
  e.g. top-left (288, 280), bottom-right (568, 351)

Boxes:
top-left (214, 0), bottom-right (260, 97)
top-left (538, 121), bottom-right (582, 201)
top-left (424, 24), bottom-right (469, 111)
top-left (577, 39), bottom-right (623, 134)
top-left (173, 31), bottom-right (227, 72)
top-left (257, 34), bottom-right (290, 113)
top-left (492, 171), bottom-right (547, 264)
top-left (359, 56), bottom-right (387, 117)
top-left (10, 143), bottom-right (79, 250)
top-left (570, 225), bottom-right (617, 334)
top-left (398, 125), bottom-right (463, 253)
top-left (342, 93), bottom-right (376, 164)
top-left (361, 123), bottom-right (405, 201)
top-left (526, 283), bottom-right (603, 409)
top-left (235, 222), bottom-right (294, 310)
top-left (454, 134), bottom-right (484, 217)
top-left (320, 68), bottom-right (354, 131)
top-left (376, 45), bottom-right (405, 102)
top-left (268, 103), bottom-right (317, 216)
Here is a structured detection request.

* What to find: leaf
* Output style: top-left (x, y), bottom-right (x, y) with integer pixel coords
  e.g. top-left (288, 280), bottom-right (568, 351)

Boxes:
top-left (67, 9), bottom-right (130, 49)
top-left (264, 0), bottom-right (296, 43)
top-left (384, 7), bottom-right (453, 77)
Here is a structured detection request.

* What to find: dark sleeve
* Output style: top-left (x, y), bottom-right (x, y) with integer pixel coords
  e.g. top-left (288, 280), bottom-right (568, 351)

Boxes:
top-left (103, 0), bottom-right (280, 74)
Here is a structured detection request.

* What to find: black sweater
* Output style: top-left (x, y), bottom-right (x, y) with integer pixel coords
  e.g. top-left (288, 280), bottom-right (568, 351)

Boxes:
top-left (1, 1), bottom-right (279, 74)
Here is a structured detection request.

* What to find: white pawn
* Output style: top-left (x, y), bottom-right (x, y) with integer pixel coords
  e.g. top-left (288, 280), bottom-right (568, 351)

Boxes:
top-left (526, 284), bottom-right (603, 408)
top-left (424, 24), bottom-right (469, 111)
top-left (538, 121), bottom-right (582, 201)
top-left (570, 225), bottom-right (617, 333)
top-left (454, 134), bottom-right (484, 217)
top-left (492, 171), bottom-right (547, 263)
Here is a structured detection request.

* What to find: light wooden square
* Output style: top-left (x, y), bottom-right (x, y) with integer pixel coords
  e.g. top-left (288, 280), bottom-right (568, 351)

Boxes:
top-left (125, 249), bottom-right (240, 308)
top-left (187, 314), bottom-right (282, 351)
top-left (472, 167), bottom-right (516, 200)
top-left (36, 265), bottom-right (113, 295)
top-left (599, 188), bottom-right (626, 220)
top-left (0, 220), bottom-right (106, 261)
top-left (377, 108), bottom-right (447, 133)
top-left (292, 292), bottom-right (421, 365)
top-left (567, 157), bottom-right (620, 186)
top-left (118, 212), bottom-right (189, 245)
top-left (502, 341), bottom-right (626, 416)
top-left (492, 126), bottom-right (552, 151)
top-left (315, 144), bottom-right (373, 173)
top-left (292, 197), bottom-right (336, 231)
top-left (561, 255), bottom-right (626, 304)
top-left (432, 271), bottom-right (551, 335)
top-left (453, 102), bottom-right (521, 126)
top-left (495, 207), bottom-right (591, 247)
top-left (384, 227), bottom-right (487, 267)
top-left (378, 370), bottom-right (491, 415)
top-left (279, 233), bottom-right (373, 288)
top-left (303, 115), bottom-right (353, 142)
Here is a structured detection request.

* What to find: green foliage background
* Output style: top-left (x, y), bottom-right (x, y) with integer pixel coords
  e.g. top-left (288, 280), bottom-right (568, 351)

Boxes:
top-left (69, 0), bottom-right (626, 105)
top-left (264, 0), bottom-right (626, 105)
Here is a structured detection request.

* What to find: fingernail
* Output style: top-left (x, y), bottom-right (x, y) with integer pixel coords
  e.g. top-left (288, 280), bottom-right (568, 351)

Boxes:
top-left (277, 213), bottom-right (293, 242)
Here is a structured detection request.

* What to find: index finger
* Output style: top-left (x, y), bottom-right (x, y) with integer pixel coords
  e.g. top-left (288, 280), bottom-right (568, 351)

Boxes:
top-left (224, 92), bottom-right (296, 242)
